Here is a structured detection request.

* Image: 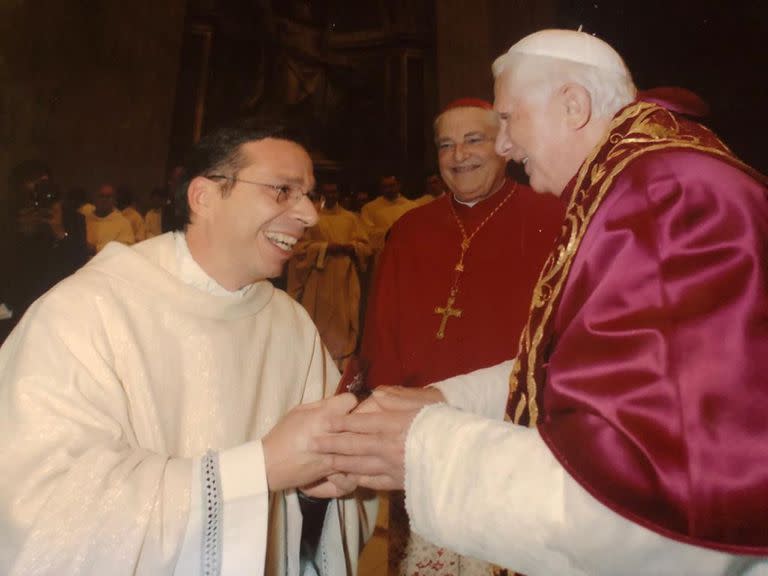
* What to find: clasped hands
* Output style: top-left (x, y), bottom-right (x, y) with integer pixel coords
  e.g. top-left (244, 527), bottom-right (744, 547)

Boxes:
top-left (262, 386), bottom-right (444, 498)
top-left (325, 242), bottom-right (356, 257)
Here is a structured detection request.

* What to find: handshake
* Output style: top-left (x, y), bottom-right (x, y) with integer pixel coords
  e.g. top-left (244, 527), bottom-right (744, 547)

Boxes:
top-left (262, 386), bottom-right (445, 498)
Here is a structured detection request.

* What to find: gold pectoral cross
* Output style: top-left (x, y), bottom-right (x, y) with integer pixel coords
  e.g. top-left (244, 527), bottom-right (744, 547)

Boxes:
top-left (434, 292), bottom-right (463, 339)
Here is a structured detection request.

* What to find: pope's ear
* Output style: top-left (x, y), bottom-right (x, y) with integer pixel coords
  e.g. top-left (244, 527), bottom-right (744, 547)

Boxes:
top-left (187, 176), bottom-right (216, 220)
top-left (560, 83), bottom-right (592, 130)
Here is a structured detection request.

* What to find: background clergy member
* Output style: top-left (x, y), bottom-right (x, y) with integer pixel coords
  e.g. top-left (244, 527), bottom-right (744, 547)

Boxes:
top-left (360, 174), bottom-right (417, 256)
top-left (413, 174), bottom-right (445, 207)
top-left (84, 183), bottom-right (135, 253)
top-left (360, 97), bottom-right (563, 575)
top-left (320, 30), bottom-right (768, 576)
top-left (288, 181), bottom-right (371, 370)
top-left (0, 121), bottom-right (374, 576)
top-left (117, 186), bottom-right (146, 242)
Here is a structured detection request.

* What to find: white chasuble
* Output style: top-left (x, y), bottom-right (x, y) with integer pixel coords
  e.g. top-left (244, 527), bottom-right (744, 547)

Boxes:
top-left (0, 232), bottom-right (374, 576)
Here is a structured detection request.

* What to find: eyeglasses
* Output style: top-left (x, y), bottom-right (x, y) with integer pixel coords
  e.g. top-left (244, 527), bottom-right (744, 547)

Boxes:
top-left (436, 134), bottom-right (494, 154)
top-left (207, 175), bottom-right (317, 204)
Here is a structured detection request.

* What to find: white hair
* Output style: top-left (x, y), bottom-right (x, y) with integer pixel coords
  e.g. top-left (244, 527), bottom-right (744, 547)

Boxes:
top-left (492, 50), bottom-right (637, 118)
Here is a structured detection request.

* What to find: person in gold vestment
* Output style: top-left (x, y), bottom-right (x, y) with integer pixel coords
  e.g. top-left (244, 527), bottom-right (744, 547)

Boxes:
top-left (288, 182), bottom-right (371, 369)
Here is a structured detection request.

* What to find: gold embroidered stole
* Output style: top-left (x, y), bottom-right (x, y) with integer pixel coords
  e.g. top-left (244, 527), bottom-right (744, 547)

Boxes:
top-left (506, 101), bottom-right (760, 425)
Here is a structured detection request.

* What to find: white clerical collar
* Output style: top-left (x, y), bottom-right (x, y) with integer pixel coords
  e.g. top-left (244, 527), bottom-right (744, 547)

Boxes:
top-left (174, 231), bottom-right (252, 298)
top-left (453, 196), bottom-right (480, 207)
top-left (452, 179), bottom-right (508, 208)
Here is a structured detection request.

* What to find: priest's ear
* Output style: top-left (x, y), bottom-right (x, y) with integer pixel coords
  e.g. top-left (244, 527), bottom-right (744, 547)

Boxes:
top-left (186, 176), bottom-right (218, 221)
top-left (560, 83), bottom-right (592, 130)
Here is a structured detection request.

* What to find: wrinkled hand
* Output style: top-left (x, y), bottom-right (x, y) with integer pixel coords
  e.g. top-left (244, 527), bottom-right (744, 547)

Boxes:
top-left (315, 387), bottom-right (445, 491)
top-left (263, 393), bottom-right (358, 493)
top-left (355, 386), bottom-right (445, 413)
top-left (300, 472), bottom-right (358, 499)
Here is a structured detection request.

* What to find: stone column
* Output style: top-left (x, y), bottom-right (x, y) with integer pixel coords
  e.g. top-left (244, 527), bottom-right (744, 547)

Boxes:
top-left (434, 0), bottom-right (557, 107)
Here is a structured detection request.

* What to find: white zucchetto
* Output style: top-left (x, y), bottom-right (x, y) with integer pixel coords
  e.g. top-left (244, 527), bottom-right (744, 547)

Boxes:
top-left (493, 29), bottom-right (630, 77)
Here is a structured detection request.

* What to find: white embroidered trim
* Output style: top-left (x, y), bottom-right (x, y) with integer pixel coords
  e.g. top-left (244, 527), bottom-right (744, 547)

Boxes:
top-left (202, 450), bottom-right (223, 576)
top-left (403, 403), bottom-right (443, 533)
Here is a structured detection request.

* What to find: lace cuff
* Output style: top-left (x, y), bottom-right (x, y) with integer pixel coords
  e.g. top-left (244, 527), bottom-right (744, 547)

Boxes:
top-left (202, 450), bottom-right (223, 576)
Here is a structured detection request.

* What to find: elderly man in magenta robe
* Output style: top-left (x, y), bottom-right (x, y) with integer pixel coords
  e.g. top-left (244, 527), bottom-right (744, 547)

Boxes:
top-left (319, 29), bottom-right (768, 576)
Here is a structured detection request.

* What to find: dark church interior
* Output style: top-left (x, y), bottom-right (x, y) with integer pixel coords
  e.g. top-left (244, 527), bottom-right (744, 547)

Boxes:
top-left (1, 2), bottom-right (767, 573)
top-left (3, 0), bottom-right (765, 336)
top-left (2, 0), bottom-right (766, 209)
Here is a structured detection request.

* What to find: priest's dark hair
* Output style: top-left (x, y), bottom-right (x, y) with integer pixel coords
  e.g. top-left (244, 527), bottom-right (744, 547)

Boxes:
top-left (173, 117), bottom-right (309, 230)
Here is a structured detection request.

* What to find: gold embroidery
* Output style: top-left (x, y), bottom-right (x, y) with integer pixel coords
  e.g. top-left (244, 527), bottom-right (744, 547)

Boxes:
top-left (508, 101), bottom-right (755, 427)
top-left (509, 360), bottom-right (521, 392)
top-left (514, 395), bottom-right (526, 424)
top-left (590, 163), bottom-right (607, 184)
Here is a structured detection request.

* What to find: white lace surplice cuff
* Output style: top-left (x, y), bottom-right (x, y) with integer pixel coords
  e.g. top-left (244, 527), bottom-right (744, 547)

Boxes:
top-left (201, 451), bottom-right (223, 575)
top-left (175, 441), bottom-right (270, 576)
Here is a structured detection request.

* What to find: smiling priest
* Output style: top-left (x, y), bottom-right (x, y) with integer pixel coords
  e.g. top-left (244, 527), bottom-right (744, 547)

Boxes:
top-left (0, 122), bottom-right (374, 576)
top-left (360, 98), bottom-right (564, 575)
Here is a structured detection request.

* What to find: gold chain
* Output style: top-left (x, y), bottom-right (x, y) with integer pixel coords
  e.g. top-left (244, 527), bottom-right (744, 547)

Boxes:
top-left (446, 182), bottom-right (516, 273)
top-left (433, 182), bottom-right (516, 339)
